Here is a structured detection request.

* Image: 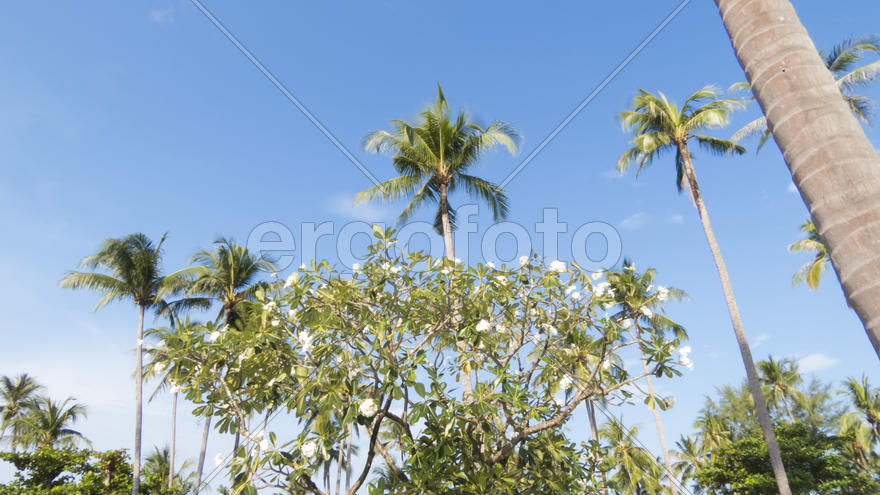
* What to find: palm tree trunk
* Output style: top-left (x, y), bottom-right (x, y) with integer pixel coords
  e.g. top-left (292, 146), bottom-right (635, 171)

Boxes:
top-left (781, 394), bottom-right (796, 423)
top-left (168, 391), bottom-right (177, 489)
top-left (586, 400), bottom-right (609, 495)
top-left (679, 146), bottom-right (792, 495)
top-left (335, 438), bottom-right (344, 495)
top-left (193, 413), bottom-right (212, 495)
top-left (638, 346), bottom-right (675, 486)
top-left (715, 0), bottom-right (880, 359)
top-left (132, 305), bottom-right (145, 495)
top-left (345, 423), bottom-right (352, 492)
top-left (440, 182), bottom-right (475, 399)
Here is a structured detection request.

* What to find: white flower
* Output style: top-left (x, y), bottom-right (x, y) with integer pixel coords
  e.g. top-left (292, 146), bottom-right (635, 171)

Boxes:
top-left (602, 359), bottom-right (612, 370)
top-left (263, 301), bottom-right (276, 311)
top-left (555, 397), bottom-right (565, 407)
top-left (259, 438), bottom-right (271, 451)
top-left (545, 324), bottom-right (558, 336)
top-left (591, 270), bottom-right (604, 280)
top-left (441, 268), bottom-right (450, 275)
top-left (495, 275), bottom-right (508, 284)
top-left (519, 255), bottom-right (529, 266)
top-left (382, 262), bottom-right (391, 270)
top-left (154, 363), bottom-right (166, 373)
top-left (621, 318), bottom-right (634, 329)
top-left (352, 263), bottom-right (361, 272)
top-left (496, 324), bottom-right (508, 333)
top-left (640, 307), bottom-right (654, 318)
top-left (271, 272), bottom-right (277, 278)
top-left (476, 319), bottom-right (492, 332)
top-left (301, 440), bottom-right (318, 459)
top-left (548, 260), bottom-right (566, 273)
top-left (571, 291), bottom-right (582, 300)
top-left (359, 398), bottom-right (378, 418)
top-left (298, 331), bottom-right (313, 353)
top-left (656, 286), bottom-right (669, 302)
top-left (594, 282), bottom-right (610, 297)
top-left (565, 285), bottom-right (576, 295)
top-left (209, 331), bottom-right (220, 342)
top-left (288, 309), bottom-right (297, 319)
top-left (170, 384), bottom-right (181, 394)
top-left (625, 264), bottom-right (636, 271)
top-left (486, 261), bottom-right (496, 269)
top-left (559, 375), bottom-right (573, 390)
top-left (454, 257), bottom-right (461, 264)
top-left (214, 453), bottom-right (225, 467)
top-left (300, 263), bottom-right (307, 270)
top-left (271, 319), bottom-right (280, 326)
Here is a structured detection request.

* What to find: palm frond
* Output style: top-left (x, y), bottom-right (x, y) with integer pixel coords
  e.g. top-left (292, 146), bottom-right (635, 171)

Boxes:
top-left (692, 135), bottom-right (746, 156)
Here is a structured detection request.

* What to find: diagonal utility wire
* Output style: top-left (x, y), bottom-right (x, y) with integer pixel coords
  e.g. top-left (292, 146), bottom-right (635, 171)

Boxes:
top-left (188, 0), bottom-right (383, 187)
top-left (498, 0), bottom-right (693, 188)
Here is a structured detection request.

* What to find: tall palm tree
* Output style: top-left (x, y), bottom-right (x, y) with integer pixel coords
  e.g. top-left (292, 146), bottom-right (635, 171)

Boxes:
top-left (356, 84), bottom-right (519, 260)
top-left (358, 85), bottom-right (519, 398)
top-left (599, 419), bottom-right (662, 495)
top-left (672, 435), bottom-right (705, 490)
top-left (788, 220), bottom-right (830, 290)
top-left (59, 233), bottom-right (195, 495)
top-left (142, 445), bottom-right (194, 494)
top-left (715, 0), bottom-right (880, 361)
top-left (145, 316), bottom-right (200, 490)
top-left (757, 356), bottom-right (804, 422)
top-left (0, 374), bottom-right (43, 447)
top-left (616, 86), bottom-right (792, 494)
top-left (13, 396), bottom-right (88, 450)
top-left (187, 238), bottom-right (274, 327)
top-left (732, 35), bottom-right (880, 151)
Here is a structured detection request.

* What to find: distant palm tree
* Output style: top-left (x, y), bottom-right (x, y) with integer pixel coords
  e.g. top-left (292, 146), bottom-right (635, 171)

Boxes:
top-left (599, 419), bottom-right (661, 495)
top-left (0, 374), bottom-right (43, 447)
top-left (59, 233), bottom-right (196, 495)
top-left (732, 35), bottom-right (880, 151)
top-left (672, 435), bottom-right (705, 490)
top-left (187, 238), bottom-right (274, 327)
top-left (617, 86), bottom-right (791, 493)
top-left (142, 445), bottom-right (194, 494)
top-left (788, 220), bottom-right (830, 290)
top-left (757, 356), bottom-right (804, 422)
top-left (357, 84), bottom-right (519, 260)
top-left (841, 376), bottom-right (880, 442)
top-left (13, 396), bottom-right (88, 450)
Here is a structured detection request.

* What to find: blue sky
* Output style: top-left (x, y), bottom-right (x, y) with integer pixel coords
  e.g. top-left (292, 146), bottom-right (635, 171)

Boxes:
top-left (1, 0), bottom-right (879, 490)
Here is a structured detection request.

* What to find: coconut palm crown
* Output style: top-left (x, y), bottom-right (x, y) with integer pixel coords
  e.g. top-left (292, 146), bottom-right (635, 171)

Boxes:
top-left (356, 84), bottom-right (519, 257)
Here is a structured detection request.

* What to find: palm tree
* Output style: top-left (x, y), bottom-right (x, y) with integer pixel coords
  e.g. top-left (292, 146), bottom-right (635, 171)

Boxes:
top-left (142, 445), bottom-right (194, 494)
top-left (187, 238), bottom-right (274, 327)
top-left (13, 396), bottom-right (88, 450)
top-left (732, 35), bottom-right (880, 152)
top-left (788, 220), bottom-right (830, 290)
top-left (617, 86), bottom-right (792, 494)
top-left (672, 435), bottom-right (705, 490)
top-left (356, 84), bottom-right (519, 260)
top-left (599, 419), bottom-right (662, 495)
top-left (145, 316), bottom-right (200, 491)
top-left (715, 0), bottom-right (880, 361)
top-left (841, 376), bottom-right (880, 442)
top-left (59, 233), bottom-right (194, 495)
top-left (757, 356), bottom-right (804, 422)
top-left (0, 374), bottom-right (43, 447)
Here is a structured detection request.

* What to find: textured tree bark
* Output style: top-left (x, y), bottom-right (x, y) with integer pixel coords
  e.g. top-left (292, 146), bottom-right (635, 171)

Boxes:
top-left (132, 305), bottom-right (145, 495)
top-left (679, 146), bottom-right (792, 495)
top-left (716, 0), bottom-right (880, 358)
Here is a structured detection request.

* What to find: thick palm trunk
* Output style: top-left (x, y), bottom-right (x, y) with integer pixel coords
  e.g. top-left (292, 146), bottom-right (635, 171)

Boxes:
top-left (679, 147), bottom-right (792, 494)
top-left (440, 182), bottom-right (475, 398)
top-left (715, 0), bottom-right (880, 359)
top-left (638, 346), bottom-right (674, 486)
top-left (585, 400), bottom-right (609, 495)
top-left (168, 391), bottom-right (177, 489)
top-left (193, 413), bottom-right (212, 495)
top-left (132, 305), bottom-right (145, 495)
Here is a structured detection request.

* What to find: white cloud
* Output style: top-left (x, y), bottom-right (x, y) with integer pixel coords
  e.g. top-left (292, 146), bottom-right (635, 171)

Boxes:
top-left (620, 212), bottom-right (649, 230)
top-left (149, 8), bottom-right (175, 24)
top-left (325, 194), bottom-right (392, 222)
top-left (752, 333), bottom-right (770, 348)
top-left (601, 169), bottom-right (625, 180)
top-left (666, 214), bottom-right (684, 224)
top-left (786, 183), bottom-right (798, 194)
top-left (798, 353), bottom-right (839, 372)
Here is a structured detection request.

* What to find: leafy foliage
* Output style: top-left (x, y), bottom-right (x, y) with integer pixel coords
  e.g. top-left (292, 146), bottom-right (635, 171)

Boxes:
top-left (0, 448), bottom-right (132, 494)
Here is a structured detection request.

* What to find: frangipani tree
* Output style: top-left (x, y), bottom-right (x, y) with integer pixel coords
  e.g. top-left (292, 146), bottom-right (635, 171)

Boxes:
top-left (165, 229), bottom-right (691, 494)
